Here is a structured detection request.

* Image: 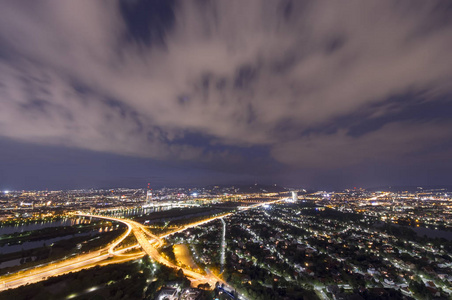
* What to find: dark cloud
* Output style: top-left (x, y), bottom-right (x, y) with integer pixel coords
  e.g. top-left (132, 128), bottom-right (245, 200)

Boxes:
top-left (0, 137), bottom-right (259, 190)
top-left (0, 0), bottom-right (451, 188)
top-left (119, 0), bottom-right (176, 46)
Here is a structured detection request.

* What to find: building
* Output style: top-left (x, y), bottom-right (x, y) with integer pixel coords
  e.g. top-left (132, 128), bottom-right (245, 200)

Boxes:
top-left (146, 190), bottom-right (152, 205)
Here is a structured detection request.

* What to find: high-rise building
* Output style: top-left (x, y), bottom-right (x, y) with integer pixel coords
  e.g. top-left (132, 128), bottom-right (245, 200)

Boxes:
top-left (144, 182), bottom-right (153, 207)
top-left (292, 191), bottom-right (298, 202)
top-left (146, 190), bottom-right (152, 205)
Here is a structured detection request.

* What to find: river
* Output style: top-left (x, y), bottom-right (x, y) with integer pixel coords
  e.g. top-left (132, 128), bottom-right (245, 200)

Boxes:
top-left (0, 217), bottom-right (116, 268)
top-left (0, 217), bottom-right (93, 236)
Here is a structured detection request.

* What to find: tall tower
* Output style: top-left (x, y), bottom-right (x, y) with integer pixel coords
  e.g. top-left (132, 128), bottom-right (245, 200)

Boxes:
top-left (292, 191), bottom-right (298, 202)
top-left (145, 183), bottom-right (153, 206)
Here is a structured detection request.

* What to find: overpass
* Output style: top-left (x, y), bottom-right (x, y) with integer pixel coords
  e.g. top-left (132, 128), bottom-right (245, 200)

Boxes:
top-left (79, 214), bottom-right (217, 286)
top-left (1, 198), bottom-right (286, 293)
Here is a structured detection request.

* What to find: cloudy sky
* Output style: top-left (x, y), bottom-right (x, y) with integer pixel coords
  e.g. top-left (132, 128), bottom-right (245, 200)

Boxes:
top-left (1, 0), bottom-right (451, 190)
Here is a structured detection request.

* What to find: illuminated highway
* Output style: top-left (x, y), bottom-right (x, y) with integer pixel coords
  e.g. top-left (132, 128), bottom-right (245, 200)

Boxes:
top-left (77, 214), bottom-right (163, 248)
top-left (0, 199), bottom-right (285, 293)
top-left (159, 212), bottom-right (233, 239)
top-left (220, 217), bottom-right (226, 272)
top-left (0, 250), bottom-right (143, 291)
top-left (0, 214), bottom-right (139, 292)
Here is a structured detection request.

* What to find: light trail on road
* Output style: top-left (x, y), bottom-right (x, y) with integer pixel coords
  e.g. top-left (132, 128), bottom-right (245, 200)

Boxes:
top-left (0, 215), bottom-right (136, 292)
top-left (0, 198), bottom-right (286, 294)
top-left (220, 217), bottom-right (226, 273)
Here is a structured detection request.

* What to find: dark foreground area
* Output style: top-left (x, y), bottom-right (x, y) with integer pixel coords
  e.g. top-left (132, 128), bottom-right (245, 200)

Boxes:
top-left (0, 256), bottom-right (216, 300)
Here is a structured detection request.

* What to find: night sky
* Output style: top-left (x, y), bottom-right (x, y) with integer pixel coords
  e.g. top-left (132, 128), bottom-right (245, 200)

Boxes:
top-left (1, 0), bottom-right (452, 190)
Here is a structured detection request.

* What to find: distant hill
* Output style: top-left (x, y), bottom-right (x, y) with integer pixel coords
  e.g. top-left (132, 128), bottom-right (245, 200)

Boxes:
top-left (367, 185), bottom-right (451, 192)
top-left (205, 183), bottom-right (289, 194)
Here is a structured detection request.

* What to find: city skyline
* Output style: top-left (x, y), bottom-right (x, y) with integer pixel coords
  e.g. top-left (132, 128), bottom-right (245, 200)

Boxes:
top-left (1, 184), bottom-right (451, 299)
top-left (1, 1), bottom-right (452, 190)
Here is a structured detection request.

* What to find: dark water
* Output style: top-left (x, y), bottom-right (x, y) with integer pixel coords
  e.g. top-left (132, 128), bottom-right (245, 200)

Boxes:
top-left (0, 231), bottom-right (97, 255)
top-left (0, 217), bottom-right (93, 236)
top-left (0, 217), bottom-right (114, 255)
top-left (0, 217), bottom-right (118, 270)
top-left (0, 258), bottom-right (23, 268)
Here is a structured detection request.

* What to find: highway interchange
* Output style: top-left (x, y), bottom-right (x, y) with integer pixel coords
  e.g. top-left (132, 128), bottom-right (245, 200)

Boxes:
top-left (0, 199), bottom-right (285, 296)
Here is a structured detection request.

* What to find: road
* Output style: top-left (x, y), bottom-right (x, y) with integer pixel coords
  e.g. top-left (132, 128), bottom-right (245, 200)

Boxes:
top-left (220, 217), bottom-right (226, 273)
top-left (0, 250), bottom-right (143, 291)
top-left (159, 212), bottom-right (233, 239)
top-left (74, 213), bottom-right (218, 286)
top-left (0, 214), bottom-right (138, 292)
top-left (0, 199), bottom-right (286, 293)
top-left (130, 220), bottom-right (218, 286)
top-left (77, 214), bottom-right (163, 247)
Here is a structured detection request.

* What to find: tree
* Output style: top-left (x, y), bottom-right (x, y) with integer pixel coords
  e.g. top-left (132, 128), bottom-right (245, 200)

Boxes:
top-left (177, 268), bottom-right (184, 278)
top-left (197, 283), bottom-right (210, 290)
